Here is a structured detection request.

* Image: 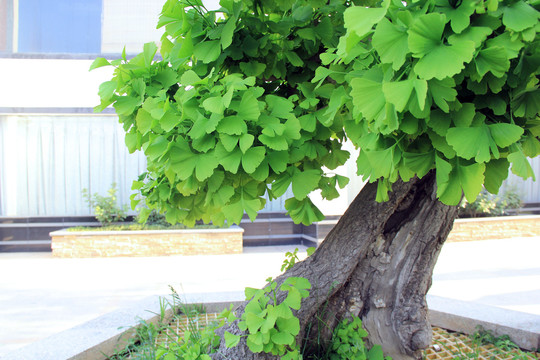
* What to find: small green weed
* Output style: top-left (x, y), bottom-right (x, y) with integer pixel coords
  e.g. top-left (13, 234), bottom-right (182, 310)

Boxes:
top-left (281, 247), bottom-right (316, 272)
top-left (470, 326), bottom-right (537, 359)
top-left (430, 326), bottom-right (538, 360)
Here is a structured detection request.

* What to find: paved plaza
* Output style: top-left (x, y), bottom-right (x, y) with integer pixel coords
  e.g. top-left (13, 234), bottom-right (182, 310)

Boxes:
top-left (0, 238), bottom-right (539, 358)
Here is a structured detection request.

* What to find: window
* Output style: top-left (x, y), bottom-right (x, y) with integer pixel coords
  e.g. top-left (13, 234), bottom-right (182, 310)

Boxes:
top-left (17, 0), bottom-right (102, 54)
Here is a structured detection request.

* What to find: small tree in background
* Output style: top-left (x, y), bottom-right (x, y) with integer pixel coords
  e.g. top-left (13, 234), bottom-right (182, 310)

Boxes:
top-left (92, 0), bottom-right (539, 358)
top-left (82, 183), bottom-right (128, 226)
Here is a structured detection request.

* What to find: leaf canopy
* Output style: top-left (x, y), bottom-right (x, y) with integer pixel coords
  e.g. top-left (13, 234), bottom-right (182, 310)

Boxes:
top-left (94, 0), bottom-right (539, 226)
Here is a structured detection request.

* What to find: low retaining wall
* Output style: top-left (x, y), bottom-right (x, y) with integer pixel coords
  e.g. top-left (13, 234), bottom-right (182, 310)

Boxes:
top-left (447, 215), bottom-right (540, 242)
top-left (312, 215), bottom-right (540, 244)
top-left (50, 226), bottom-right (243, 257)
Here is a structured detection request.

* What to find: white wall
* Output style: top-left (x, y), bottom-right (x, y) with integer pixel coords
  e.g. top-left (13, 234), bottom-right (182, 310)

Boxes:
top-left (0, 114), bottom-right (147, 216)
top-left (0, 58), bottom-right (113, 108)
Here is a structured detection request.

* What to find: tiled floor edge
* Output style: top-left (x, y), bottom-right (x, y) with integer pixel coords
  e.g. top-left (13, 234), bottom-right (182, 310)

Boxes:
top-left (427, 295), bottom-right (540, 351)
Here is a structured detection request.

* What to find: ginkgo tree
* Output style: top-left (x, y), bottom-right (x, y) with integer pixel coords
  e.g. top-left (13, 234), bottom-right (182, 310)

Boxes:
top-left (92, 0), bottom-right (539, 358)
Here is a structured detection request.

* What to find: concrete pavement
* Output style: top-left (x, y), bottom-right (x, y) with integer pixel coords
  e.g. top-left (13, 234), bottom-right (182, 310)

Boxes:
top-left (0, 238), bottom-right (539, 358)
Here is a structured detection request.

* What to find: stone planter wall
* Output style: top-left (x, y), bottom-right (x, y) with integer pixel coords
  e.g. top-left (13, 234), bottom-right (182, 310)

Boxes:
top-left (311, 215), bottom-right (540, 245)
top-left (447, 215), bottom-right (540, 242)
top-left (51, 226), bottom-right (243, 258)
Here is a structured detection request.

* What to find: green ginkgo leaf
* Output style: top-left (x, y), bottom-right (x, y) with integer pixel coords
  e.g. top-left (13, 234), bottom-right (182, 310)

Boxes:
top-left (215, 143), bottom-right (242, 173)
top-left (193, 40), bottom-right (221, 63)
top-left (217, 116), bottom-right (247, 135)
top-left (488, 123), bottom-right (523, 148)
top-left (382, 79), bottom-right (414, 112)
top-left (448, 26), bottom-right (492, 48)
top-left (414, 41), bottom-right (476, 80)
top-left (483, 159), bottom-right (509, 194)
top-left (267, 151), bottom-right (289, 173)
top-left (239, 133), bottom-right (255, 153)
top-left (240, 61), bottom-right (266, 77)
top-left (508, 150), bottom-right (536, 180)
top-left (475, 47), bottom-right (510, 78)
top-left (408, 14), bottom-right (446, 57)
top-left (291, 169), bottom-right (321, 200)
top-left (436, 156), bottom-right (485, 205)
top-left (502, 1), bottom-right (539, 32)
top-left (438, 0), bottom-right (477, 34)
top-left (180, 70), bottom-right (202, 85)
top-left (344, 3), bottom-right (388, 38)
top-left (89, 57), bottom-right (111, 71)
top-left (522, 135), bottom-right (540, 158)
top-left (372, 18), bottom-right (409, 70)
top-left (365, 147), bottom-right (395, 179)
top-left (446, 126), bottom-right (492, 163)
top-left (170, 141), bottom-right (198, 180)
top-left (428, 78), bottom-right (457, 113)
top-left (403, 151), bottom-right (435, 178)
top-left (259, 134), bottom-right (289, 150)
top-left (114, 96), bottom-right (142, 116)
top-left (196, 152), bottom-right (219, 181)
top-left (350, 78), bottom-right (386, 121)
top-left (285, 197), bottom-right (324, 225)
top-left (236, 90), bottom-right (261, 120)
top-left (451, 103), bottom-right (476, 128)
top-left (427, 109), bottom-right (451, 136)
top-left (486, 33), bottom-right (523, 59)
top-left (459, 161), bottom-right (485, 202)
top-left (202, 96), bottom-right (225, 114)
top-left (221, 17), bottom-right (236, 49)
top-left (242, 147), bottom-right (266, 174)
top-left (409, 14), bottom-right (475, 79)
top-left (136, 108), bottom-right (154, 135)
top-left (98, 81), bottom-right (117, 101)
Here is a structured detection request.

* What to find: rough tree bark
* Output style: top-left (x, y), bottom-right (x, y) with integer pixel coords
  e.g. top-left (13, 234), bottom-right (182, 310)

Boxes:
top-left (212, 171), bottom-right (459, 359)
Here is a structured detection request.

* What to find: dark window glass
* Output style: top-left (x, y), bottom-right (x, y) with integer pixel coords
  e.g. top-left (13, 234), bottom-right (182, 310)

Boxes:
top-left (18, 0), bottom-right (102, 54)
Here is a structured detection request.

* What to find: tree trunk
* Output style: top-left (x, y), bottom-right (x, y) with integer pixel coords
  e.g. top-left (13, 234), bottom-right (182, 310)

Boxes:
top-left (212, 171), bottom-right (459, 359)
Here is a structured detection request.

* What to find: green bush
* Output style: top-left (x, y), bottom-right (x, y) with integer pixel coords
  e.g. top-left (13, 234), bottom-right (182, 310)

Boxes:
top-left (459, 186), bottom-right (522, 218)
top-left (81, 183), bottom-right (128, 226)
top-left (135, 208), bottom-right (169, 226)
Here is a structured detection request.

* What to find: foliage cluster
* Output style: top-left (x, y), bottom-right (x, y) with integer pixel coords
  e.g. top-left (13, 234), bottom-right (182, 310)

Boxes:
top-left (335, 0), bottom-right (540, 206)
top-left (458, 186), bottom-right (522, 217)
top-left (224, 276), bottom-right (312, 359)
top-left (93, 0), bottom-right (352, 227)
top-left (82, 183), bottom-right (128, 226)
top-left (328, 317), bottom-right (391, 360)
top-left (93, 0), bottom-right (539, 227)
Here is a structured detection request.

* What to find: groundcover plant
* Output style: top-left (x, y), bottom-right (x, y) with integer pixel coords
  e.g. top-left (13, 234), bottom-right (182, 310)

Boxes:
top-left (93, 0), bottom-right (539, 358)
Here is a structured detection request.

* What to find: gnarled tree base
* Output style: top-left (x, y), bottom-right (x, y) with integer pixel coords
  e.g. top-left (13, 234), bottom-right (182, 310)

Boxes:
top-left (212, 172), bottom-right (458, 359)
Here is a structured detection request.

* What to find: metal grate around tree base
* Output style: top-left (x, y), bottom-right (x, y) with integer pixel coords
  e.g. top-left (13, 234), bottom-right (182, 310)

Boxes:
top-left (157, 314), bottom-right (539, 360)
top-left (424, 327), bottom-right (538, 360)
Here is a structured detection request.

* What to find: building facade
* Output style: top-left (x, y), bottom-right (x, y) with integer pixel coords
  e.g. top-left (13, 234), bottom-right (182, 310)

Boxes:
top-left (0, 0), bottom-right (538, 250)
